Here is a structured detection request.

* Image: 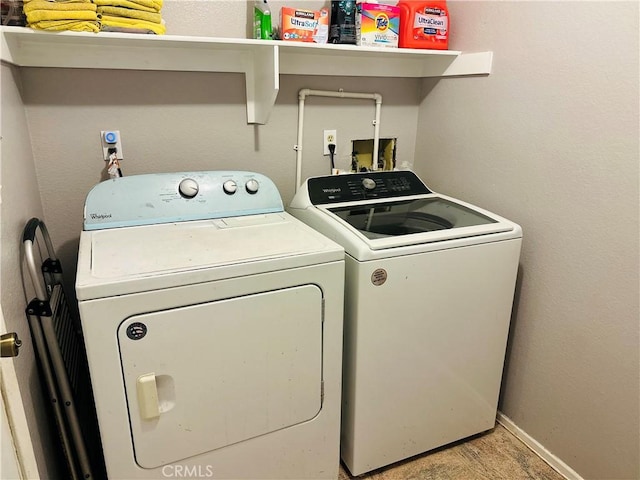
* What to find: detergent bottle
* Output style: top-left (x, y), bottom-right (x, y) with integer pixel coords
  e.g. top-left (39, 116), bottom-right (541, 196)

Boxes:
top-left (254, 0), bottom-right (273, 39)
top-left (398, 0), bottom-right (449, 50)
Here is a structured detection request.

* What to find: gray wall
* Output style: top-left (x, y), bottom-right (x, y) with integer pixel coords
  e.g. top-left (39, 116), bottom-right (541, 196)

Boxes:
top-left (413, 2), bottom-right (639, 480)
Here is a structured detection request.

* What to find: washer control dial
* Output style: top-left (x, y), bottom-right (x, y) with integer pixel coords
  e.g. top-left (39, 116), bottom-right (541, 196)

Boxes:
top-left (178, 178), bottom-right (199, 198)
top-left (362, 178), bottom-right (376, 191)
top-left (223, 180), bottom-right (238, 195)
top-left (245, 179), bottom-right (260, 194)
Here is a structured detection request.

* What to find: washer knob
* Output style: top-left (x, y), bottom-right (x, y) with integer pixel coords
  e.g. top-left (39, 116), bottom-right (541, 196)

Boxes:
top-left (245, 179), bottom-right (259, 194)
top-left (362, 178), bottom-right (376, 190)
top-left (223, 180), bottom-right (238, 195)
top-left (178, 178), bottom-right (199, 198)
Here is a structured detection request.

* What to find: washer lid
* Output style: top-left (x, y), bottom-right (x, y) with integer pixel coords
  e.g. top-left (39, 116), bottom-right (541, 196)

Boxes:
top-left (304, 193), bottom-right (521, 261)
top-left (327, 196), bottom-right (507, 241)
top-left (289, 171), bottom-right (522, 261)
top-left (76, 213), bottom-right (343, 300)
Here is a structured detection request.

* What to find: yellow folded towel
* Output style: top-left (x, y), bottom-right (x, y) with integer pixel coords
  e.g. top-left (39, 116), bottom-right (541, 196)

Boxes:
top-left (24, 1), bottom-right (96, 12)
top-left (100, 14), bottom-right (164, 34)
top-left (24, 0), bottom-right (97, 25)
top-left (92, 0), bottom-right (161, 13)
top-left (26, 9), bottom-right (98, 22)
top-left (29, 19), bottom-right (100, 32)
top-left (97, 5), bottom-right (160, 23)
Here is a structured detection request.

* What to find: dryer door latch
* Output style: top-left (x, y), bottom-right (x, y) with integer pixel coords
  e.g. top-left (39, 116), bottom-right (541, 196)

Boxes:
top-left (137, 373), bottom-right (161, 420)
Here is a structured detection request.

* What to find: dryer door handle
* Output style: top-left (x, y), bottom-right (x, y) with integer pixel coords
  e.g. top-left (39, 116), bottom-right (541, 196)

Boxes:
top-left (137, 373), bottom-right (161, 420)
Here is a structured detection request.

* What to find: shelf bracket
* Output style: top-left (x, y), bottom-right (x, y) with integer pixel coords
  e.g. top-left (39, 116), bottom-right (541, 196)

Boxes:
top-left (442, 51), bottom-right (493, 77)
top-left (244, 44), bottom-right (279, 125)
top-left (1, 29), bottom-right (18, 64)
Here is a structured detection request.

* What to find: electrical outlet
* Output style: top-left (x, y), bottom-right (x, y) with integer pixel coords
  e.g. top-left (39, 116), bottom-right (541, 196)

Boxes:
top-left (101, 130), bottom-right (124, 160)
top-left (323, 129), bottom-right (337, 156)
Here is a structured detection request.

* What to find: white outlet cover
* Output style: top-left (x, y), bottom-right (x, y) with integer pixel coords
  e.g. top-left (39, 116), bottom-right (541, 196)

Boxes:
top-left (323, 129), bottom-right (337, 156)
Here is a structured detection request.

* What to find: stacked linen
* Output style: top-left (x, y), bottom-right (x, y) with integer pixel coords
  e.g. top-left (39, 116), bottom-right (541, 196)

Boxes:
top-left (94, 0), bottom-right (164, 34)
top-left (23, 0), bottom-right (99, 32)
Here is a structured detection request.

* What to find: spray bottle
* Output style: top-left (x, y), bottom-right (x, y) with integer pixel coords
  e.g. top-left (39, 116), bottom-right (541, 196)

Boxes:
top-left (254, 0), bottom-right (273, 40)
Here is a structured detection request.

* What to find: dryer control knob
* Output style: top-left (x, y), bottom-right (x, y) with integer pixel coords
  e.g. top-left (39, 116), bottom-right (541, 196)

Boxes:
top-left (223, 180), bottom-right (238, 195)
top-left (362, 178), bottom-right (376, 190)
top-left (245, 179), bottom-right (260, 194)
top-left (178, 178), bottom-right (199, 198)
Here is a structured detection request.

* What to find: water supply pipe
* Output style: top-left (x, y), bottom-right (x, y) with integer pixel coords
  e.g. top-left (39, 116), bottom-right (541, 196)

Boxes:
top-left (295, 88), bottom-right (383, 192)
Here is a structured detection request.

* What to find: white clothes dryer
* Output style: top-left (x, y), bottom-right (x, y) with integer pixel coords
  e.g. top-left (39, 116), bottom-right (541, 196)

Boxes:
top-left (289, 171), bottom-right (522, 476)
top-left (76, 171), bottom-right (345, 479)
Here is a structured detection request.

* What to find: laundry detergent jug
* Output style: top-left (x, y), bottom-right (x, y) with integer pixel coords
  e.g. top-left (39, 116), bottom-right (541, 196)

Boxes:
top-left (398, 0), bottom-right (449, 50)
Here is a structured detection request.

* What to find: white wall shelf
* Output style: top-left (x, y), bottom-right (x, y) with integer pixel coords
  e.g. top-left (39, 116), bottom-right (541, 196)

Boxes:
top-left (0, 26), bottom-right (492, 124)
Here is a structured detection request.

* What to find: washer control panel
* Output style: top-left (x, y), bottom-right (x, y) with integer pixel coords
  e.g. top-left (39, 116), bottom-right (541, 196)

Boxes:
top-left (307, 171), bottom-right (431, 205)
top-left (84, 171), bottom-right (283, 230)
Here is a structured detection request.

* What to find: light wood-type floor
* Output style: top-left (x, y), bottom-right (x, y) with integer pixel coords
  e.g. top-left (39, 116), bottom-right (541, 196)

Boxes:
top-left (338, 424), bottom-right (565, 480)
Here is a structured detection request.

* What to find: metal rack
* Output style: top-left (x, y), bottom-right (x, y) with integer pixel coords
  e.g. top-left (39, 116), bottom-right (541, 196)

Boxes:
top-left (23, 218), bottom-right (104, 480)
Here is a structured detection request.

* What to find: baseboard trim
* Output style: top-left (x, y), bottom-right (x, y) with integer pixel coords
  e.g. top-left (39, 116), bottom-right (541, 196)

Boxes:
top-left (496, 412), bottom-right (583, 480)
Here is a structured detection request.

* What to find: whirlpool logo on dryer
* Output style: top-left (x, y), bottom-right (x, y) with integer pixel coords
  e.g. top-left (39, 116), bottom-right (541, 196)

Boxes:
top-left (89, 213), bottom-right (112, 220)
top-left (322, 188), bottom-right (342, 193)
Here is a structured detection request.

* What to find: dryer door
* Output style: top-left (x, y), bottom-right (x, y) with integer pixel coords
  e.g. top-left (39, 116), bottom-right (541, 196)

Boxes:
top-left (118, 284), bottom-right (323, 469)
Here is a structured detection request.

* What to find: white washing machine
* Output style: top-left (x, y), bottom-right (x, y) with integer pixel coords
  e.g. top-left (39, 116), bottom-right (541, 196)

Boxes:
top-left (75, 171), bottom-right (345, 479)
top-left (289, 171), bottom-right (522, 476)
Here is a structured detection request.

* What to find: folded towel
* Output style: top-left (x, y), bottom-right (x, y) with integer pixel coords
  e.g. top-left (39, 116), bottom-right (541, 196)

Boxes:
top-left (26, 9), bottom-right (97, 22)
top-left (24, 0), bottom-right (97, 25)
top-left (92, 0), bottom-right (161, 13)
top-left (24, 1), bottom-right (96, 12)
top-left (29, 18), bottom-right (99, 31)
top-left (100, 14), bottom-right (164, 34)
top-left (97, 5), bottom-right (160, 23)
